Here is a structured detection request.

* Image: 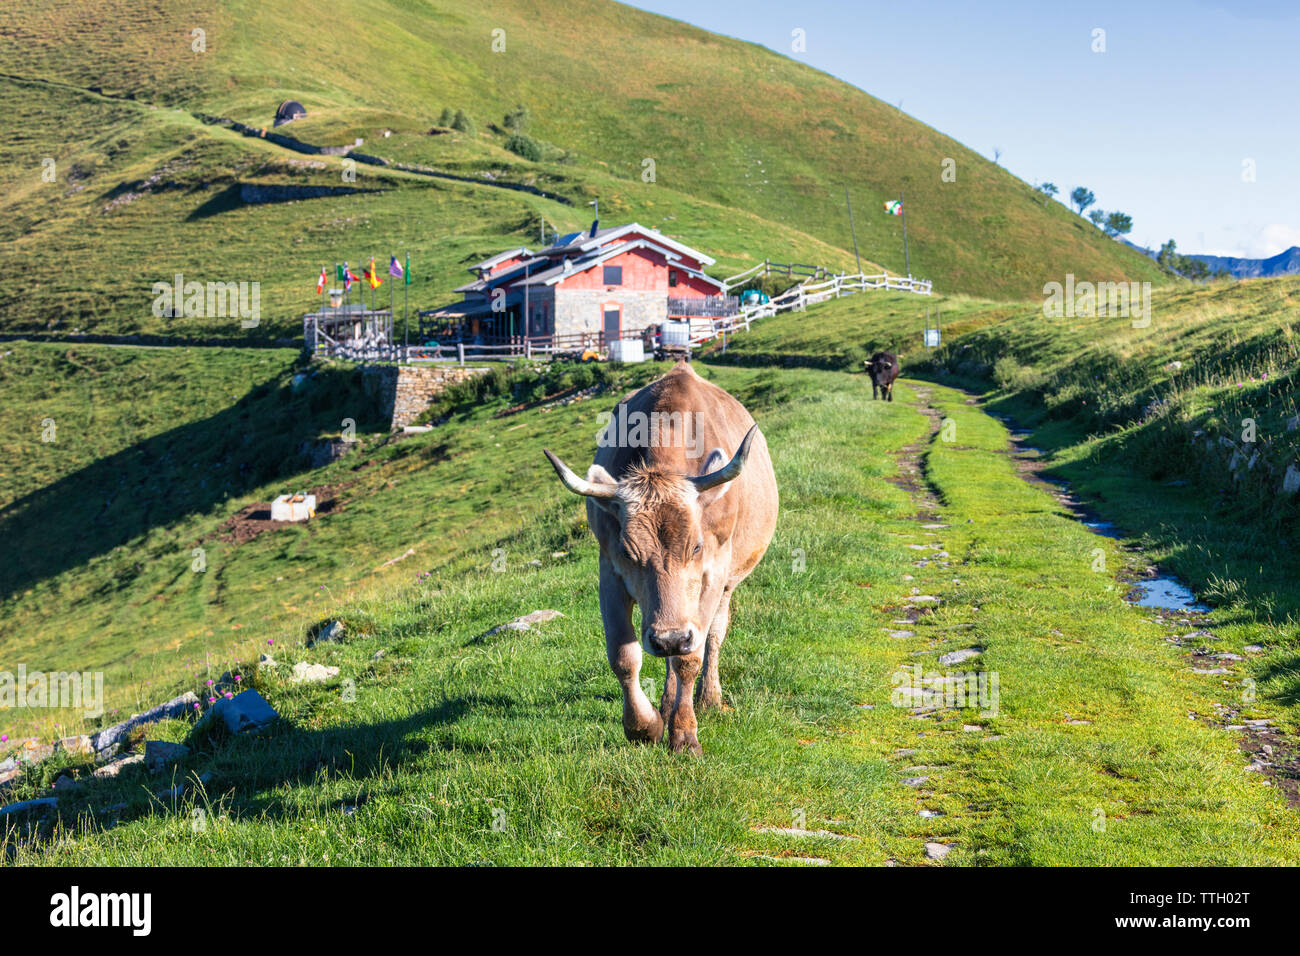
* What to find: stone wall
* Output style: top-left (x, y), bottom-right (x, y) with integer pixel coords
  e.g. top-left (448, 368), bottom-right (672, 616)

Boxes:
top-left (363, 365), bottom-right (492, 429)
top-left (553, 289), bottom-right (668, 339)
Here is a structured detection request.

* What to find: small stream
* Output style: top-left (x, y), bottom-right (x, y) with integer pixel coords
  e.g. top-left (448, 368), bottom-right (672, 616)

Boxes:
top-left (1003, 420), bottom-right (1213, 615)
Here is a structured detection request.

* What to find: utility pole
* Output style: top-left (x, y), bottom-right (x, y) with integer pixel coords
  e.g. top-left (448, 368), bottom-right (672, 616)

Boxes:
top-left (845, 187), bottom-right (862, 274)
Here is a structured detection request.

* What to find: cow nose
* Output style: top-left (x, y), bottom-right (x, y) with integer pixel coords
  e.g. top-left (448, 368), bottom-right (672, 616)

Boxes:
top-left (647, 629), bottom-right (695, 657)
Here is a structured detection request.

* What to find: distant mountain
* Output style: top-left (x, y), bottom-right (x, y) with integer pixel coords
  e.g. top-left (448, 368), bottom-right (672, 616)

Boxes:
top-left (1123, 240), bottom-right (1300, 278)
top-left (1184, 246), bottom-right (1300, 278)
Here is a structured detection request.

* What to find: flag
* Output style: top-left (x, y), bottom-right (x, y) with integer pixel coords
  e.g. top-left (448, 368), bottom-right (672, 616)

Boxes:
top-left (404, 252), bottom-right (411, 286)
top-left (335, 264), bottom-right (346, 281)
top-left (389, 255), bottom-right (404, 280)
top-left (365, 256), bottom-right (382, 290)
top-left (316, 267), bottom-right (327, 294)
top-left (884, 200), bottom-right (903, 216)
top-left (343, 262), bottom-right (356, 291)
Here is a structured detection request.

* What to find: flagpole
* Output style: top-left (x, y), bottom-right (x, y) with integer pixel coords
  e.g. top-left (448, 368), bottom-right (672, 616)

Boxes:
top-left (901, 189), bottom-right (910, 277)
top-left (845, 187), bottom-right (862, 274)
top-left (403, 253), bottom-right (409, 349)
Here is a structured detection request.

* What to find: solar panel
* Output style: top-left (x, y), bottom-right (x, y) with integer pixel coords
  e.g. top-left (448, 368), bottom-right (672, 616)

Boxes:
top-left (556, 232), bottom-right (581, 247)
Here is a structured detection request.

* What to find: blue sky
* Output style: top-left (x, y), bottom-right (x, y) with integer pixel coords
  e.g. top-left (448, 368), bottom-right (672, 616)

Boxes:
top-left (627, 0), bottom-right (1299, 258)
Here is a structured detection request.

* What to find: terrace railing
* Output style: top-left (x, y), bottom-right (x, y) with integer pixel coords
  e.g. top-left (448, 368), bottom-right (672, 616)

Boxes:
top-left (667, 295), bottom-right (740, 318)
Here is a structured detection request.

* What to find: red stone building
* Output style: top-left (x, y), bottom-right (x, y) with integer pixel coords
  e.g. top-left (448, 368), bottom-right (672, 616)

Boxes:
top-left (425, 222), bottom-right (737, 346)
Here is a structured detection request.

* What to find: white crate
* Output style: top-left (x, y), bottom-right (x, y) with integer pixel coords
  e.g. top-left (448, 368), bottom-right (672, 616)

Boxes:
top-left (271, 493), bottom-right (316, 522)
top-left (607, 339), bottom-right (645, 363)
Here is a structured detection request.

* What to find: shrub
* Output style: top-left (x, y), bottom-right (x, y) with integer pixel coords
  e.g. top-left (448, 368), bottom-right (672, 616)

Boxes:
top-left (504, 104), bottom-right (531, 134)
top-left (993, 356), bottom-right (1045, 390)
top-left (451, 110), bottom-right (477, 135)
top-left (504, 134), bottom-right (543, 162)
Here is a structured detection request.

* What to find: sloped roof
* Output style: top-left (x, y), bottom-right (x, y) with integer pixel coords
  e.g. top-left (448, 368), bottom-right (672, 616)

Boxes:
top-left (516, 238), bottom-right (724, 290)
top-left (453, 254), bottom-right (551, 293)
top-left (467, 246), bottom-right (533, 275)
top-left (537, 222), bottom-right (715, 266)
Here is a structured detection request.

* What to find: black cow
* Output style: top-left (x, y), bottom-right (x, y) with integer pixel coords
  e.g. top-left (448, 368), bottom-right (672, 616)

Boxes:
top-left (865, 352), bottom-right (900, 401)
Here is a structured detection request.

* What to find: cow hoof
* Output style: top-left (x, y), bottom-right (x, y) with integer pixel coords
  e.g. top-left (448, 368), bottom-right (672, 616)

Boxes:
top-left (625, 714), bottom-right (664, 744)
top-left (669, 731), bottom-right (702, 755)
top-left (695, 691), bottom-right (731, 712)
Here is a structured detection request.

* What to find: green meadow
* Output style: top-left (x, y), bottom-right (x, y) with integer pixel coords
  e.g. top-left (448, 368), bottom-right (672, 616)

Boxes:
top-left (6, 357), bottom-right (1300, 864)
top-left (2, 0), bottom-right (1297, 867)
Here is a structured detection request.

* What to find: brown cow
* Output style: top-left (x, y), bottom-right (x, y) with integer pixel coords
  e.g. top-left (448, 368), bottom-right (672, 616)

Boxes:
top-left (866, 351), bottom-right (900, 401)
top-left (543, 363), bottom-right (779, 754)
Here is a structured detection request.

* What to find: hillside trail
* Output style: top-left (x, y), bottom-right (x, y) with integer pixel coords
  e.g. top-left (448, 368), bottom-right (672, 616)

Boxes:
top-left (873, 380), bottom-right (1300, 864)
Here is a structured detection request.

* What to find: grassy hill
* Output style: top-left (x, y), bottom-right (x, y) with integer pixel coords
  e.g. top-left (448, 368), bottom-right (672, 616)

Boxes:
top-left (0, 0), bottom-right (1167, 340)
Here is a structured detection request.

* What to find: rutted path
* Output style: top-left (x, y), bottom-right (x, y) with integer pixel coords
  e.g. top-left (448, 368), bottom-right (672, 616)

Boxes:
top-left (992, 404), bottom-right (1300, 808)
top-left (871, 380), bottom-right (1300, 865)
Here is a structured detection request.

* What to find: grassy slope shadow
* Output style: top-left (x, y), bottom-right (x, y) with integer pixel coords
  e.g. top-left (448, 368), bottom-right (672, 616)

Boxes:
top-left (0, 364), bottom-right (388, 601)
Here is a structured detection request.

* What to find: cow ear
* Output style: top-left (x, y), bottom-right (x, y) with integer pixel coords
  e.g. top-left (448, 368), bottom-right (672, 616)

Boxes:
top-left (585, 464), bottom-right (622, 517)
top-left (696, 448), bottom-right (732, 504)
top-left (587, 464), bottom-right (617, 485)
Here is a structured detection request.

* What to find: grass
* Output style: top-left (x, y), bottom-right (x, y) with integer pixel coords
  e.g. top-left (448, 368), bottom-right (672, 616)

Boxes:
top-left (7, 370), bottom-right (1299, 864)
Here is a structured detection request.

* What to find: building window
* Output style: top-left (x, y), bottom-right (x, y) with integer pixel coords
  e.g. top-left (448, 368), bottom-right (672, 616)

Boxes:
top-left (603, 265), bottom-right (623, 286)
top-left (668, 269), bottom-right (678, 287)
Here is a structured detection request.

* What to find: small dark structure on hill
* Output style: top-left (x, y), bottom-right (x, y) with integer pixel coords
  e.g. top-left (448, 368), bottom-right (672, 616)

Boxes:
top-left (274, 100), bottom-right (307, 127)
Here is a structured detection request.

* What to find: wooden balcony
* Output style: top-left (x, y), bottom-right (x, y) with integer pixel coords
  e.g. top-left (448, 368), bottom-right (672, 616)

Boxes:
top-left (667, 295), bottom-right (739, 318)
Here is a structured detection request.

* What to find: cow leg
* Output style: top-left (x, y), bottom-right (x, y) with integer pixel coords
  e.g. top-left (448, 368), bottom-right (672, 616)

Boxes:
top-left (599, 561), bottom-right (663, 743)
top-left (667, 652), bottom-right (704, 755)
top-left (886, 382), bottom-right (894, 402)
top-left (872, 381), bottom-right (879, 400)
top-left (659, 658), bottom-right (678, 728)
top-left (696, 587), bottom-right (733, 711)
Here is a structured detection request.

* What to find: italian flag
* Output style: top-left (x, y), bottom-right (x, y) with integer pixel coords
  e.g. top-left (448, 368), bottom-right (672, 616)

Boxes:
top-left (884, 200), bottom-right (903, 216)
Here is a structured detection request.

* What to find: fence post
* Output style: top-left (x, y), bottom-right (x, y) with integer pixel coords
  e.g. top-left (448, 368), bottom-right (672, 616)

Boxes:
top-left (458, 342), bottom-right (465, 365)
top-left (525, 339), bottom-right (532, 360)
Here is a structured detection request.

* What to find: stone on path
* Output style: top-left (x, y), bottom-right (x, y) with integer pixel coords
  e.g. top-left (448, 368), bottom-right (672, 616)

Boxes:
top-left (902, 776), bottom-right (929, 788)
top-left (924, 842), bottom-right (953, 861)
top-left (938, 647), bottom-right (981, 666)
top-left (754, 826), bottom-right (857, 841)
top-left (885, 629), bottom-right (915, 639)
top-left (749, 854), bottom-right (831, 866)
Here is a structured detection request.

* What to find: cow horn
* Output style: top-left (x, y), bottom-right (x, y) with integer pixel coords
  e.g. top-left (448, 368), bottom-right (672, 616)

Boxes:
top-left (543, 449), bottom-right (619, 499)
top-left (690, 424), bottom-right (759, 492)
